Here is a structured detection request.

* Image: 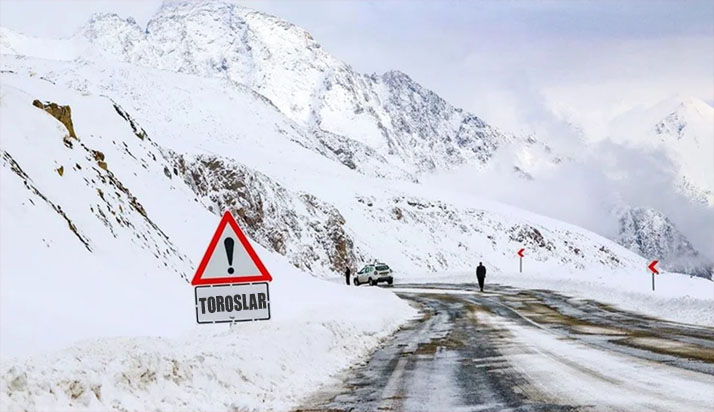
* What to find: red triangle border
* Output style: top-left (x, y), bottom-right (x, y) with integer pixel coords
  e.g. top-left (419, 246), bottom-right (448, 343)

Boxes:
top-left (191, 211), bottom-right (273, 285)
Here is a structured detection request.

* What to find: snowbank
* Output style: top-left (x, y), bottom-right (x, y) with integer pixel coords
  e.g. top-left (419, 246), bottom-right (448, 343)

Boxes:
top-left (0, 252), bottom-right (417, 412)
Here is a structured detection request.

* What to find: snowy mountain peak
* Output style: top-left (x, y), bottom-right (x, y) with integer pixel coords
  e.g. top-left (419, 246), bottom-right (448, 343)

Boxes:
top-left (653, 97), bottom-right (714, 140)
top-left (1, 1), bottom-right (515, 175)
top-left (60, 2), bottom-right (510, 174)
top-left (381, 69), bottom-right (415, 84)
top-left (674, 96), bottom-right (714, 115)
top-left (81, 13), bottom-right (144, 60)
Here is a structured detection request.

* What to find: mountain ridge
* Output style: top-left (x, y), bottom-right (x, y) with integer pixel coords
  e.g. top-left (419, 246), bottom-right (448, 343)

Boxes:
top-left (0, 0), bottom-right (709, 277)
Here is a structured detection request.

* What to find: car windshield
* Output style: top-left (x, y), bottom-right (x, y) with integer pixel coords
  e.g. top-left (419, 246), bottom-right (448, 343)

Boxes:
top-left (376, 265), bottom-right (389, 271)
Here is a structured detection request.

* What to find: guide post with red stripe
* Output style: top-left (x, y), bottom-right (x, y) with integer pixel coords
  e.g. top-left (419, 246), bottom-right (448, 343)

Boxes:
top-left (648, 260), bottom-right (659, 291)
top-left (517, 248), bottom-right (525, 273)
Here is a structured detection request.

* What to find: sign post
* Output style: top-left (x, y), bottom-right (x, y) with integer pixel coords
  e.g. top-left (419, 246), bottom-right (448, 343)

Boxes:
top-left (191, 211), bottom-right (273, 324)
top-left (648, 260), bottom-right (659, 291)
top-left (517, 248), bottom-right (525, 273)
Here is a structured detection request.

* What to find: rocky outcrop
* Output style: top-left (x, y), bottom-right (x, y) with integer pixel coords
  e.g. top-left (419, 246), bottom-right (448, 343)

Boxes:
top-left (171, 153), bottom-right (360, 276)
top-left (113, 102), bottom-right (147, 140)
top-left (508, 225), bottom-right (555, 252)
top-left (2, 150), bottom-right (90, 251)
top-left (32, 100), bottom-right (77, 138)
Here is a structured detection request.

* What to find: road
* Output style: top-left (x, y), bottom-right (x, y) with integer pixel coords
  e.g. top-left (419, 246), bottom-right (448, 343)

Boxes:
top-left (298, 283), bottom-right (714, 412)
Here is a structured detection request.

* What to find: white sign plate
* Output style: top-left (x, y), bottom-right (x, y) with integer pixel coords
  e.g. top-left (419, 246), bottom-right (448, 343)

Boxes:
top-left (194, 282), bottom-right (271, 324)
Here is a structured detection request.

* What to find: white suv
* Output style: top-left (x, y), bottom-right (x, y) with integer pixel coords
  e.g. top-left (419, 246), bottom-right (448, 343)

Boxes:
top-left (354, 263), bottom-right (393, 286)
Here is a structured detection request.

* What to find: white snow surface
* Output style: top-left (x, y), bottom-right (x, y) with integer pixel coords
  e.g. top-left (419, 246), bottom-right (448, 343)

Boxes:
top-left (479, 310), bottom-right (714, 412)
top-left (402, 270), bottom-right (714, 327)
top-left (1, 258), bottom-right (415, 411)
top-left (0, 65), bottom-right (418, 411)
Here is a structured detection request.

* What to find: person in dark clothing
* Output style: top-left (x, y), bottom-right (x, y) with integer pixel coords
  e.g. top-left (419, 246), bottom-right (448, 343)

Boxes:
top-left (476, 262), bottom-right (486, 292)
top-left (345, 267), bottom-right (351, 285)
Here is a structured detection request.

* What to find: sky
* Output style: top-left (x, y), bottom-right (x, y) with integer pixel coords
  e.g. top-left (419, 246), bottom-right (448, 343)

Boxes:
top-left (1, 0), bottom-right (712, 137)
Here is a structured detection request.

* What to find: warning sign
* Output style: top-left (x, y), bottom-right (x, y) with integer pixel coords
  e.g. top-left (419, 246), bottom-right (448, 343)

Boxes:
top-left (192, 211), bottom-right (272, 324)
top-left (195, 282), bottom-right (270, 324)
top-left (191, 211), bottom-right (273, 286)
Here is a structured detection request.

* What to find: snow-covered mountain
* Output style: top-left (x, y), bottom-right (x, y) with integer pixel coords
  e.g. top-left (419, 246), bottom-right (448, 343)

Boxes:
top-left (2, 2), bottom-right (714, 410)
top-left (616, 207), bottom-right (710, 278)
top-left (609, 97), bottom-right (714, 206)
top-left (1, 0), bottom-right (707, 287)
top-left (4, 1), bottom-right (514, 176)
top-left (0, 59), bottom-right (644, 277)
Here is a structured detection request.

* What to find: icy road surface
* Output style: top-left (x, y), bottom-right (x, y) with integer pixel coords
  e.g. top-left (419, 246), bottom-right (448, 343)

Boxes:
top-left (299, 283), bottom-right (714, 412)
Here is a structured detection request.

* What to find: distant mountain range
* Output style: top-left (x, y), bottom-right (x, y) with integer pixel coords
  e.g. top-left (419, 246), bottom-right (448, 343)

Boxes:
top-left (1, 0), bottom-right (710, 278)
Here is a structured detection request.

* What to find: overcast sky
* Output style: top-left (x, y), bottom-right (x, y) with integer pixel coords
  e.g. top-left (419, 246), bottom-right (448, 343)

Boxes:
top-left (1, 0), bottom-right (712, 136)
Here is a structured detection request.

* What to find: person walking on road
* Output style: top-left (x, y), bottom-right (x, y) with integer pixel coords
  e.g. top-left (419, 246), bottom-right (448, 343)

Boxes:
top-left (345, 267), bottom-right (351, 285)
top-left (476, 262), bottom-right (486, 292)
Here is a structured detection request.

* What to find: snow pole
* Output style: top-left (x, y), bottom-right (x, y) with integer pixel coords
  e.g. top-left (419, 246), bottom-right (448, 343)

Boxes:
top-left (517, 248), bottom-right (525, 273)
top-left (648, 260), bottom-right (659, 292)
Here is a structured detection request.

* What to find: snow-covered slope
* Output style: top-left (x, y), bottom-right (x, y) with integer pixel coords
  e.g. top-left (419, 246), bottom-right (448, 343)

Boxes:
top-left (0, 56), bottom-right (645, 411)
top-left (615, 206), bottom-right (710, 277)
top-left (0, 69), bottom-right (418, 410)
top-left (0, 56), bottom-right (651, 278)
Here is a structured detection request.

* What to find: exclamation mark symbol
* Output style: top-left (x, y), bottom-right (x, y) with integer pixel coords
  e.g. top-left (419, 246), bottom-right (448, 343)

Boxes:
top-left (224, 237), bottom-right (235, 274)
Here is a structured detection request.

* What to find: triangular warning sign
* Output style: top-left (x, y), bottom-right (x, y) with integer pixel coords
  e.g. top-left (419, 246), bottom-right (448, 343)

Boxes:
top-left (191, 211), bottom-right (273, 285)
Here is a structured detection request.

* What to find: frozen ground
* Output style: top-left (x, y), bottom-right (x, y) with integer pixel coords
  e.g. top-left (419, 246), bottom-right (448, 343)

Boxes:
top-left (302, 284), bottom-right (714, 412)
top-left (398, 270), bottom-right (714, 327)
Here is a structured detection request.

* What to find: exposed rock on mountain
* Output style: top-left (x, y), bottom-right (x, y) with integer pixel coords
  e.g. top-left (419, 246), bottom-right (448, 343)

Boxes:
top-left (616, 207), bottom-right (711, 278)
top-left (172, 153), bottom-right (360, 275)
top-left (32, 99), bottom-right (77, 138)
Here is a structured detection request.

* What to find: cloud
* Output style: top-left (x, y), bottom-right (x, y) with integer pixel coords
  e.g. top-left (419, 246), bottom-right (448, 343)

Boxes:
top-left (0, 0), bottom-right (161, 38)
top-left (427, 133), bottom-right (714, 268)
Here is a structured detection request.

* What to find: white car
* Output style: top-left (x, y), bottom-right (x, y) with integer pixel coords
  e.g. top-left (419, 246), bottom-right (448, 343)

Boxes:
top-left (354, 263), bottom-right (393, 286)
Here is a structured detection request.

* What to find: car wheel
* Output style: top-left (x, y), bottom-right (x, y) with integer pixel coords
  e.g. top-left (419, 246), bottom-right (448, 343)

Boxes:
top-left (387, 278), bottom-right (393, 285)
top-left (369, 278), bottom-right (377, 286)
top-left (354, 279), bottom-right (360, 286)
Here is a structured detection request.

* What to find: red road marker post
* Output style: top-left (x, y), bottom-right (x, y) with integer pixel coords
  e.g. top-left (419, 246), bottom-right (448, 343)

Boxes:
top-left (517, 248), bottom-right (525, 273)
top-left (648, 260), bottom-right (659, 291)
